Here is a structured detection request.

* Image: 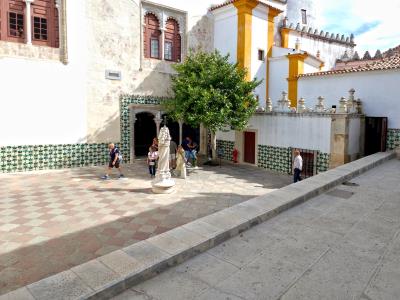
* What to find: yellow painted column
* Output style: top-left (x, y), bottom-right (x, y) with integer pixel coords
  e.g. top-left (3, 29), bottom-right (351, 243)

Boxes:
top-left (234, 0), bottom-right (258, 81)
top-left (281, 28), bottom-right (290, 48)
top-left (286, 53), bottom-right (308, 107)
top-left (265, 7), bottom-right (282, 98)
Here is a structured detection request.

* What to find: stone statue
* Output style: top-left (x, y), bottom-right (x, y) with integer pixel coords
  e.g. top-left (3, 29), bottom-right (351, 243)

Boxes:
top-left (152, 126), bottom-right (176, 194)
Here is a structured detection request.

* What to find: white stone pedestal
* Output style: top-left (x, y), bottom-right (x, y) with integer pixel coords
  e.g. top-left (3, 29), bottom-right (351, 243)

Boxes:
top-left (152, 126), bottom-right (176, 194)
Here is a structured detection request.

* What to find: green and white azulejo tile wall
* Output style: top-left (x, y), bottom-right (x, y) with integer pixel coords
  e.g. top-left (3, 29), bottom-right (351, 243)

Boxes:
top-left (216, 140), bottom-right (235, 161)
top-left (0, 95), bottom-right (166, 173)
top-left (0, 143), bottom-right (112, 173)
top-left (387, 129), bottom-right (400, 150)
top-left (258, 145), bottom-right (292, 173)
top-left (119, 95), bottom-right (166, 164)
top-left (216, 140), bottom-right (331, 175)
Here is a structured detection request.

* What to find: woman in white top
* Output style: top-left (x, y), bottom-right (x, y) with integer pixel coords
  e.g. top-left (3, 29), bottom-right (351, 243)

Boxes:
top-left (293, 150), bottom-right (303, 183)
top-left (148, 146), bottom-right (158, 178)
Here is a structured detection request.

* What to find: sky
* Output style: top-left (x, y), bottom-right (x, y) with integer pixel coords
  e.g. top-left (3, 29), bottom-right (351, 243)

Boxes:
top-left (318, 0), bottom-right (400, 54)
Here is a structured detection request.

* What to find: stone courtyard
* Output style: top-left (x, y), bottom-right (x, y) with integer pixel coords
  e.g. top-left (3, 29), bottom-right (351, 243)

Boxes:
top-left (0, 160), bottom-right (290, 295)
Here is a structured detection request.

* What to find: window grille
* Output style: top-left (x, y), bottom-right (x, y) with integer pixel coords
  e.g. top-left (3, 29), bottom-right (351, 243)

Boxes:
top-left (258, 49), bottom-right (265, 61)
top-left (9, 12), bottom-right (24, 37)
top-left (164, 41), bottom-right (173, 60)
top-left (150, 38), bottom-right (159, 58)
top-left (33, 17), bottom-right (48, 41)
top-left (301, 9), bottom-right (307, 24)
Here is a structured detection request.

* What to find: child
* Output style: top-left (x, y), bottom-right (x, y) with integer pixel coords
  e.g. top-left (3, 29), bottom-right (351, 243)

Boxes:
top-left (176, 145), bottom-right (186, 179)
top-left (147, 146), bottom-right (158, 178)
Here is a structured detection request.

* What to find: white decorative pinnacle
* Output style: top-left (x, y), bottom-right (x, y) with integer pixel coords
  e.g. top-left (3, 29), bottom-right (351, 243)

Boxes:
top-left (298, 97), bottom-right (306, 113)
top-left (347, 88), bottom-right (358, 113)
top-left (338, 97), bottom-right (348, 113)
top-left (266, 97), bottom-right (273, 113)
top-left (315, 96), bottom-right (325, 112)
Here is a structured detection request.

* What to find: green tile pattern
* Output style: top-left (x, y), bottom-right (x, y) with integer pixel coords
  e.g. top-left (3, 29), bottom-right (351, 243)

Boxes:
top-left (258, 145), bottom-right (292, 174)
top-left (216, 140), bottom-right (235, 161)
top-left (387, 128), bottom-right (400, 150)
top-left (317, 152), bottom-right (330, 172)
top-left (0, 95), bottom-right (166, 173)
top-left (0, 144), bottom-right (112, 173)
top-left (119, 95), bottom-right (167, 163)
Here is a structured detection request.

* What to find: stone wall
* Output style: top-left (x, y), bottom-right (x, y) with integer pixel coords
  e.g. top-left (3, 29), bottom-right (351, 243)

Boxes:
top-left (84, 0), bottom-right (213, 144)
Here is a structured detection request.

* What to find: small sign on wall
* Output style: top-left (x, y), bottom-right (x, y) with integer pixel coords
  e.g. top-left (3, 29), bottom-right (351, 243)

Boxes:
top-left (105, 70), bottom-right (122, 80)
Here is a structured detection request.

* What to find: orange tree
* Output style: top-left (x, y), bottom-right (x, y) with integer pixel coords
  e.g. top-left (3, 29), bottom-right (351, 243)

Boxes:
top-left (165, 51), bottom-right (261, 159)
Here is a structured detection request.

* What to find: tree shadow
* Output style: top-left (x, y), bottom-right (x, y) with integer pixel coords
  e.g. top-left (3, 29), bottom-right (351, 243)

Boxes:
top-left (0, 189), bottom-right (265, 295)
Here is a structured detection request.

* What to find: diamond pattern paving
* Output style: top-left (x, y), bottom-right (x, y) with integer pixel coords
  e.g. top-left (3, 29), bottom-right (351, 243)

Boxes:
top-left (0, 160), bottom-right (290, 295)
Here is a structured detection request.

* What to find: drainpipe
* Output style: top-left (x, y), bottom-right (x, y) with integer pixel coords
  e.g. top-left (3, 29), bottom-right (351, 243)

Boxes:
top-left (139, 0), bottom-right (143, 71)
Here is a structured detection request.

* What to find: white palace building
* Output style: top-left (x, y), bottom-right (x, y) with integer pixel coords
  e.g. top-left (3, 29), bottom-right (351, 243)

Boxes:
top-left (0, 0), bottom-right (399, 174)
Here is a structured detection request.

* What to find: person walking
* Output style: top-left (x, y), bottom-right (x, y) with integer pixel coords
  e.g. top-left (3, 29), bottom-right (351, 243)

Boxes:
top-left (176, 145), bottom-right (187, 179)
top-left (169, 139), bottom-right (178, 170)
top-left (147, 146), bottom-right (158, 178)
top-left (101, 143), bottom-right (124, 179)
top-left (293, 150), bottom-right (303, 183)
top-left (188, 138), bottom-right (198, 169)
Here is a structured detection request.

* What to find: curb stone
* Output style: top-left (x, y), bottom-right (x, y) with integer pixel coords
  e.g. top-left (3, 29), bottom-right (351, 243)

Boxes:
top-left (0, 152), bottom-right (394, 300)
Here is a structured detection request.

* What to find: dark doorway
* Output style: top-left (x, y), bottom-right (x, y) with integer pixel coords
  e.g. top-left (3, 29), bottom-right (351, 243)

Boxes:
top-left (291, 148), bottom-right (318, 178)
top-left (134, 112), bottom-right (157, 157)
top-left (160, 114), bottom-right (180, 144)
top-left (244, 131), bottom-right (256, 164)
top-left (182, 124), bottom-right (200, 149)
top-left (365, 117), bottom-right (388, 156)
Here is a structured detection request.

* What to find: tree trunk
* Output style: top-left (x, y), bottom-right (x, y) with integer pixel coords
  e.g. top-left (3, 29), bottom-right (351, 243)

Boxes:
top-left (211, 131), bottom-right (217, 160)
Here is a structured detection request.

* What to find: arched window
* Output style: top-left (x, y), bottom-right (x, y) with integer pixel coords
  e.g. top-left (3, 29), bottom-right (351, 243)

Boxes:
top-left (0, 0), bottom-right (58, 47)
top-left (144, 13), bottom-right (161, 59)
top-left (164, 18), bottom-right (181, 62)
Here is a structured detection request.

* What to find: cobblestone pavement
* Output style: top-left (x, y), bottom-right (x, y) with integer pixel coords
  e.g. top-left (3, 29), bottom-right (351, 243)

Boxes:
top-left (0, 160), bottom-right (290, 295)
top-left (114, 159), bottom-right (400, 300)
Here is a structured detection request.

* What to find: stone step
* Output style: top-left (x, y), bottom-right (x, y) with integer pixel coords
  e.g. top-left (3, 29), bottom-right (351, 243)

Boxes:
top-left (0, 151), bottom-right (394, 300)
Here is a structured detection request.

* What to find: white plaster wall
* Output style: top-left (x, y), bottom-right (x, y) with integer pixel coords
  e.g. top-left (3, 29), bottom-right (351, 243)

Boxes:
top-left (247, 114), bottom-right (332, 153)
top-left (298, 69), bottom-right (400, 128)
top-left (213, 7), bottom-right (237, 64)
top-left (216, 130), bottom-right (236, 142)
top-left (288, 32), bottom-right (352, 70)
top-left (272, 46), bottom-right (294, 57)
top-left (251, 6), bottom-right (268, 105)
top-left (268, 58), bottom-right (289, 103)
top-left (349, 117), bottom-right (361, 156)
top-left (149, 0), bottom-right (219, 30)
top-left (285, 0), bottom-right (319, 27)
top-left (303, 59), bottom-right (319, 74)
top-left (0, 1), bottom-right (88, 146)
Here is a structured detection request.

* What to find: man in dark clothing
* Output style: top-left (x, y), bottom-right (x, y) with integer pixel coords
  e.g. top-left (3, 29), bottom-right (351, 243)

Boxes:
top-left (101, 143), bottom-right (124, 179)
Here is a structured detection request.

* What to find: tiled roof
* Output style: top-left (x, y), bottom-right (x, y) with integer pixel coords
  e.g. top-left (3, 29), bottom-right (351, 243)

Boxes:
top-left (209, 0), bottom-right (282, 12)
top-left (299, 53), bottom-right (400, 77)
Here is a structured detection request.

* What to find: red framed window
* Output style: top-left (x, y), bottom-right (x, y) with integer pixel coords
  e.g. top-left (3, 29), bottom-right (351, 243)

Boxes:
top-left (33, 16), bottom-right (47, 41)
top-left (1, 0), bottom-right (25, 43)
top-left (144, 13), bottom-right (161, 59)
top-left (0, 0), bottom-right (58, 47)
top-left (150, 38), bottom-right (159, 58)
top-left (31, 0), bottom-right (58, 47)
top-left (8, 11), bottom-right (24, 38)
top-left (164, 18), bottom-right (181, 62)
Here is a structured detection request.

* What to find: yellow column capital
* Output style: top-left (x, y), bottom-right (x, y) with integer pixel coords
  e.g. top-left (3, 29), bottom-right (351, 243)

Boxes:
top-left (281, 27), bottom-right (291, 48)
top-left (234, 0), bottom-right (258, 81)
top-left (286, 53), bottom-right (308, 107)
top-left (233, 0), bottom-right (259, 13)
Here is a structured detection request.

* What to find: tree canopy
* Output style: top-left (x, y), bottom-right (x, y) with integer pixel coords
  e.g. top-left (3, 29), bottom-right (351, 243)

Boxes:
top-left (164, 51), bottom-right (261, 133)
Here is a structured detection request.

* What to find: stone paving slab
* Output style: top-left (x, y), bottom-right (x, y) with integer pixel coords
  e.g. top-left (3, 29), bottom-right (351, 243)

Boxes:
top-left (0, 161), bottom-right (290, 295)
top-left (0, 152), bottom-right (393, 300)
top-left (115, 154), bottom-right (400, 300)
